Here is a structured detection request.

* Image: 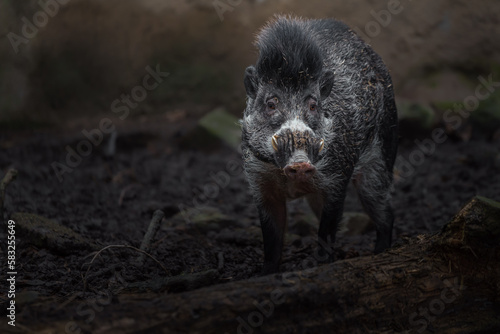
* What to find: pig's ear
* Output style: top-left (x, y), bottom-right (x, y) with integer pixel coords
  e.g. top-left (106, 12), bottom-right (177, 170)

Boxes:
top-left (319, 70), bottom-right (334, 99)
top-left (244, 66), bottom-right (258, 99)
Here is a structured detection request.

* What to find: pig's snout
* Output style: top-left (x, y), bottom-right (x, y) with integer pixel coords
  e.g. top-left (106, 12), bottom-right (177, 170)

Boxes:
top-left (284, 162), bottom-right (316, 181)
top-left (271, 132), bottom-right (324, 178)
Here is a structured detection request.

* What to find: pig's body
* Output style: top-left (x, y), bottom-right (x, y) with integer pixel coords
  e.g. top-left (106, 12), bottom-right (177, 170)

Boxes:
top-left (242, 17), bottom-right (398, 274)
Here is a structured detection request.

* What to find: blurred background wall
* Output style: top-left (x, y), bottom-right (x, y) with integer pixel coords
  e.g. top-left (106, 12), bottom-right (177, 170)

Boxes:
top-left (1, 0), bottom-right (499, 132)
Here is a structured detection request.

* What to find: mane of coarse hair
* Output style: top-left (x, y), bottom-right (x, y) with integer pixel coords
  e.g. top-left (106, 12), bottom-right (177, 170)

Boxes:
top-left (255, 16), bottom-right (324, 90)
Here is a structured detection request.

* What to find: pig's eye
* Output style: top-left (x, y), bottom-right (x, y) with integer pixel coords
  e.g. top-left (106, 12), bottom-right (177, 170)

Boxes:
top-left (309, 100), bottom-right (317, 112)
top-left (266, 98), bottom-right (278, 111)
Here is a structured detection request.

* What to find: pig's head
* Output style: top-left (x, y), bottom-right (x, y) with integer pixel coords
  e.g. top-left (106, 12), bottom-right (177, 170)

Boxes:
top-left (242, 18), bottom-right (334, 185)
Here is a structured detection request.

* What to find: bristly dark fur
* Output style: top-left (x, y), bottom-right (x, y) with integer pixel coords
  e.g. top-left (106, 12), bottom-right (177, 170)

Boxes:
top-left (255, 17), bottom-right (324, 90)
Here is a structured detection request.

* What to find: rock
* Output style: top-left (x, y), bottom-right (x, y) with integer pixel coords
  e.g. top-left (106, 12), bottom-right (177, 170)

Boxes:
top-left (198, 108), bottom-right (241, 151)
top-left (12, 212), bottom-right (99, 254)
top-left (179, 108), bottom-right (241, 151)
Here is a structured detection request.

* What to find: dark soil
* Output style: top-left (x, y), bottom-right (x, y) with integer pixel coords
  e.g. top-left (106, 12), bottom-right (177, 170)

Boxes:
top-left (0, 116), bottom-right (499, 329)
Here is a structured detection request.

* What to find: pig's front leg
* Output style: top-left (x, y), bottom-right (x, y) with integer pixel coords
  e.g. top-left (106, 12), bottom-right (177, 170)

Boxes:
top-left (316, 191), bottom-right (347, 263)
top-left (256, 197), bottom-right (287, 275)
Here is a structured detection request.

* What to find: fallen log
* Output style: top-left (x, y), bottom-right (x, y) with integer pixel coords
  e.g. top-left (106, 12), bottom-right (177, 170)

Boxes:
top-left (15, 196), bottom-right (500, 334)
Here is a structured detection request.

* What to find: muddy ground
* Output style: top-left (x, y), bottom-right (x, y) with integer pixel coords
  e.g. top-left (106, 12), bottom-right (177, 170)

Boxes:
top-left (0, 113), bottom-right (499, 331)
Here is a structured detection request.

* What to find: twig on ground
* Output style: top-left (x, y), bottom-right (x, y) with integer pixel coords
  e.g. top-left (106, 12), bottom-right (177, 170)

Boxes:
top-left (82, 244), bottom-right (169, 291)
top-left (136, 210), bottom-right (165, 265)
